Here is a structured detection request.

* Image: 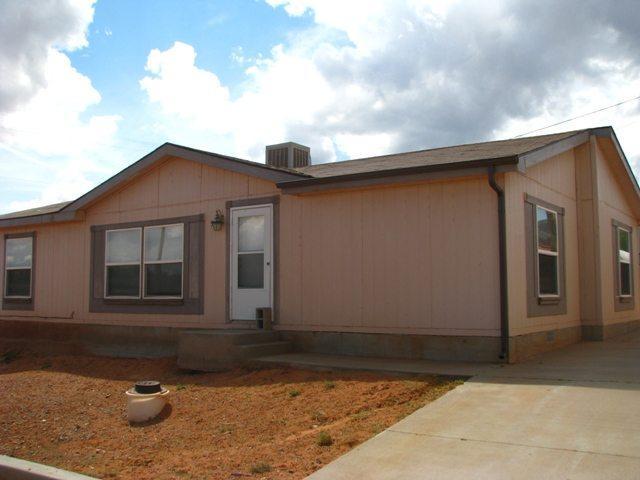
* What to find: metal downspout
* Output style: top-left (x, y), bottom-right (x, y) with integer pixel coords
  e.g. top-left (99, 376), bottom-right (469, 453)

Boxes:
top-left (488, 166), bottom-right (509, 361)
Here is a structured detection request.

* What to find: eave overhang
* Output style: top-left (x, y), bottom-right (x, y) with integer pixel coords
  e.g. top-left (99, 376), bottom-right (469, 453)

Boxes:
top-left (277, 155), bottom-right (520, 194)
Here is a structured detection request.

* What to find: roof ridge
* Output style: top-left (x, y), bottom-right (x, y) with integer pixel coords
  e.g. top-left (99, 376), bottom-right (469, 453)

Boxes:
top-left (164, 142), bottom-right (312, 177)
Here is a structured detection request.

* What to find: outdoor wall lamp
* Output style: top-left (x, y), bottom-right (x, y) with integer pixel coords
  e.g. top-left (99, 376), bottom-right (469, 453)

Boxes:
top-left (211, 210), bottom-right (225, 231)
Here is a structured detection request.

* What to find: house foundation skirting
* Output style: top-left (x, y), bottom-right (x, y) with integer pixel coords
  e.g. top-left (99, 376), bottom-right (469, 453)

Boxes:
top-left (0, 319), bottom-right (180, 358)
top-left (278, 330), bottom-right (502, 362)
top-left (3, 319), bottom-right (637, 364)
top-left (582, 318), bottom-right (640, 341)
top-left (508, 325), bottom-right (582, 364)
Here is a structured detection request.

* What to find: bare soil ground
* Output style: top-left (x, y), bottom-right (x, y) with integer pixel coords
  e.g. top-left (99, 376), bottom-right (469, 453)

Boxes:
top-left (0, 349), bottom-right (462, 480)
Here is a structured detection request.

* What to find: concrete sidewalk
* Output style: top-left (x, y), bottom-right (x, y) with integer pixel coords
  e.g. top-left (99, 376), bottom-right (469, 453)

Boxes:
top-left (307, 332), bottom-right (640, 479)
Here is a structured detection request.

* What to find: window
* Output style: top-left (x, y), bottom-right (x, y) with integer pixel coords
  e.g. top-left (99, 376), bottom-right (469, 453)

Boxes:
top-left (105, 225), bottom-right (184, 299)
top-left (144, 224), bottom-right (183, 298)
top-left (237, 215), bottom-right (265, 289)
top-left (617, 227), bottom-right (632, 297)
top-left (536, 206), bottom-right (559, 297)
top-left (4, 236), bottom-right (33, 298)
top-left (90, 215), bottom-right (203, 314)
top-left (525, 195), bottom-right (566, 317)
top-left (613, 220), bottom-right (634, 311)
top-left (105, 228), bottom-right (142, 298)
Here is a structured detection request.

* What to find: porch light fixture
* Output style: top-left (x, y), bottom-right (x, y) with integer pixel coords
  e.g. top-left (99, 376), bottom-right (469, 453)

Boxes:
top-left (211, 210), bottom-right (225, 231)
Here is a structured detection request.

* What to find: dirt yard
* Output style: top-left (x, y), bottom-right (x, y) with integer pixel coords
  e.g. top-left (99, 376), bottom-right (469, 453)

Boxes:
top-left (0, 350), bottom-right (462, 480)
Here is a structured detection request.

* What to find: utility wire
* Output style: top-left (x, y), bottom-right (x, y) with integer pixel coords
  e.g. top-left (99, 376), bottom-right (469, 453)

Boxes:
top-left (514, 94), bottom-right (640, 138)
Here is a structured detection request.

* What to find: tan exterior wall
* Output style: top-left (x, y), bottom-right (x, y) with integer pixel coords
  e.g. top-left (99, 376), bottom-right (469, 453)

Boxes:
top-left (505, 149), bottom-right (582, 337)
top-left (278, 177), bottom-right (501, 336)
top-left (506, 138), bottom-right (640, 342)
top-left (0, 157), bottom-right (501, 336)
top-left (2, 139), bottom-right (635, 343)
top-left (0, 156), bottom-right (278, 329)
top-left (593, 139), bottom-right (640, 327)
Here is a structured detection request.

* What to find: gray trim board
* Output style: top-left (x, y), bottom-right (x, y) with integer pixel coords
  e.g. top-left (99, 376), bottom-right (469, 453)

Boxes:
top-left (525, 193), bottom-right (565, 215)
top-left (2, 231), bottom-right (36, 311)
top-left (524, 195), bottom-right (567, 317)
top-left (0, 210), bottom-right (84, 228)
top-left (278, 155), bottom-right (519, 192)
top-left (281, 164), bottom-right (519, 195)
top-left (612, 219), bottom-right (635, 312)
top-left (593, 126), bottom-right (640, 202)
top-left (225, 196), bottom-right (280, 324)
top-left (518, 131), bottom-right (589, 170)
top-left (89, 214), bottom-right (204, 315)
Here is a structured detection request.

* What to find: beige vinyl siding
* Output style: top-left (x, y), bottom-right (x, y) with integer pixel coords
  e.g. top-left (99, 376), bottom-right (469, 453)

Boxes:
top-left (0, 157), bottom-right (501, 336)
top-left (504, 149), bottom-right (581, 337)
top-left (593, 139), bottom-right (640, 326)
top-left (0, 156), bottom-right (279, 329)
top-left (278, 176), bottom-right (501, 336)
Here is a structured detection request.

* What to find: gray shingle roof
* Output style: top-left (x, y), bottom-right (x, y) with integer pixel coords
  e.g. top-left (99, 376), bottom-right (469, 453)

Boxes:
top-left (0, 201), bottom-right (71, 220)
top-left (0, 129), bottom-right (590, 221)
top-left (295, 130), bottom-right (585, 178)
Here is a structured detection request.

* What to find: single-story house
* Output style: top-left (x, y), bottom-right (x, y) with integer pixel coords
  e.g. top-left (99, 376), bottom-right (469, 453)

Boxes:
top-left (1, 126), bottom-right (639, 365)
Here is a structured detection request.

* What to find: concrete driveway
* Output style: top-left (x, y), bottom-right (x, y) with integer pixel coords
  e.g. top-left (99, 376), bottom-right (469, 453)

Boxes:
top-left (307, 331), bottom-right (640, 479)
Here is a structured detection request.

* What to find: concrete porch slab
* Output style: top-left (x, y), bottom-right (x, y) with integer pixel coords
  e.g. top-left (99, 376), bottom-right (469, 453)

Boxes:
top-left (254, 352), bottom-right (496, 377)
top-left (306, 332), bottom-right (640, 479)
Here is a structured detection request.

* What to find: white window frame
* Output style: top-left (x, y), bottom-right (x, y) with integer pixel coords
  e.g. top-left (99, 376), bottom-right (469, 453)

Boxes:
top-left (104, 227), bottom-right (142, 299)
top-left (4, 237), bottom-right (33, 299)
top-left (535, 205), bottom-right (560, 298)
top-left (142, 223), bottom-right (184, 300)
top-left (617, 226), bottom-right (632, 298)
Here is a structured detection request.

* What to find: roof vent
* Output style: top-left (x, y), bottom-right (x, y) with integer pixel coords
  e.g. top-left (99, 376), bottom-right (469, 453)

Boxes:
top-left (266, 142), bottom-right (311, 169)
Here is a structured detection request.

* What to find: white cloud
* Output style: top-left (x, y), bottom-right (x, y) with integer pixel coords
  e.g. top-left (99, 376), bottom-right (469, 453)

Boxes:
top-left (0, 0), bottom-right (122, 214)
top-left (141, 42), bottom-right (231, 132)
top-left (140, 41), bottom-right (338, 162)
top-left (0, 0), bottom-right (95, 114)
top-left (334, 132), bottom-right (397, 159)
top-left (140, 0), bottom-right (640, 174)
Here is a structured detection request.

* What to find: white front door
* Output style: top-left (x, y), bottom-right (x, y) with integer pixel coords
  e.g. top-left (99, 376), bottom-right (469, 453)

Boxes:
top-left (230, 205), bottom-right (273, 320)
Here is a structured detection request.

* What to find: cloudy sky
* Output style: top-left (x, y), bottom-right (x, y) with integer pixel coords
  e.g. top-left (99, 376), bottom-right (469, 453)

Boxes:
top-left (1, 0), bottom-right (640, 213)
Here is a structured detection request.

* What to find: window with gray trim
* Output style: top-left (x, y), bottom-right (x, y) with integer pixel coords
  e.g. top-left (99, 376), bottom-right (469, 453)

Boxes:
top-left (90, 214), bottom-right (203, 315)
top-left (105, 228), bottom-right (142, 298)
top-left (143, 224), bottom-right (184, 298)
top-left (613, 220), bottom-right (634, 312)
top-left (5, 236), bottom-right (33, 298)
top-left (525, 195), bottom-right (566, 317)
top-left (104, 224), bottom-right (185, 299)
top-left (536, 206), bottom-right (559, 297)
top-left (2, 232), bottom-right (36, 311)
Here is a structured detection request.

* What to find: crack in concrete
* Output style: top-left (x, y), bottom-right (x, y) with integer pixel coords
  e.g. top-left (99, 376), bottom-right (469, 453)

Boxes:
top-left (386, 429), bottom-right (640, 460)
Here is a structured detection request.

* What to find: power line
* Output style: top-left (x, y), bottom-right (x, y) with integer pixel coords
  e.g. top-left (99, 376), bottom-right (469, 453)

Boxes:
top-left (514, 94), bottom-right (640, 138)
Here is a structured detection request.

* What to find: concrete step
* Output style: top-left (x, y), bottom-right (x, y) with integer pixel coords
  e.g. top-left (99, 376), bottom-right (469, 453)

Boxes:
top-left (238, 341), bottom-right (292, 358)
top-left (180, 329), bottom-right (279, 345)
top-left (177, 329), bottom-right (288, 371)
